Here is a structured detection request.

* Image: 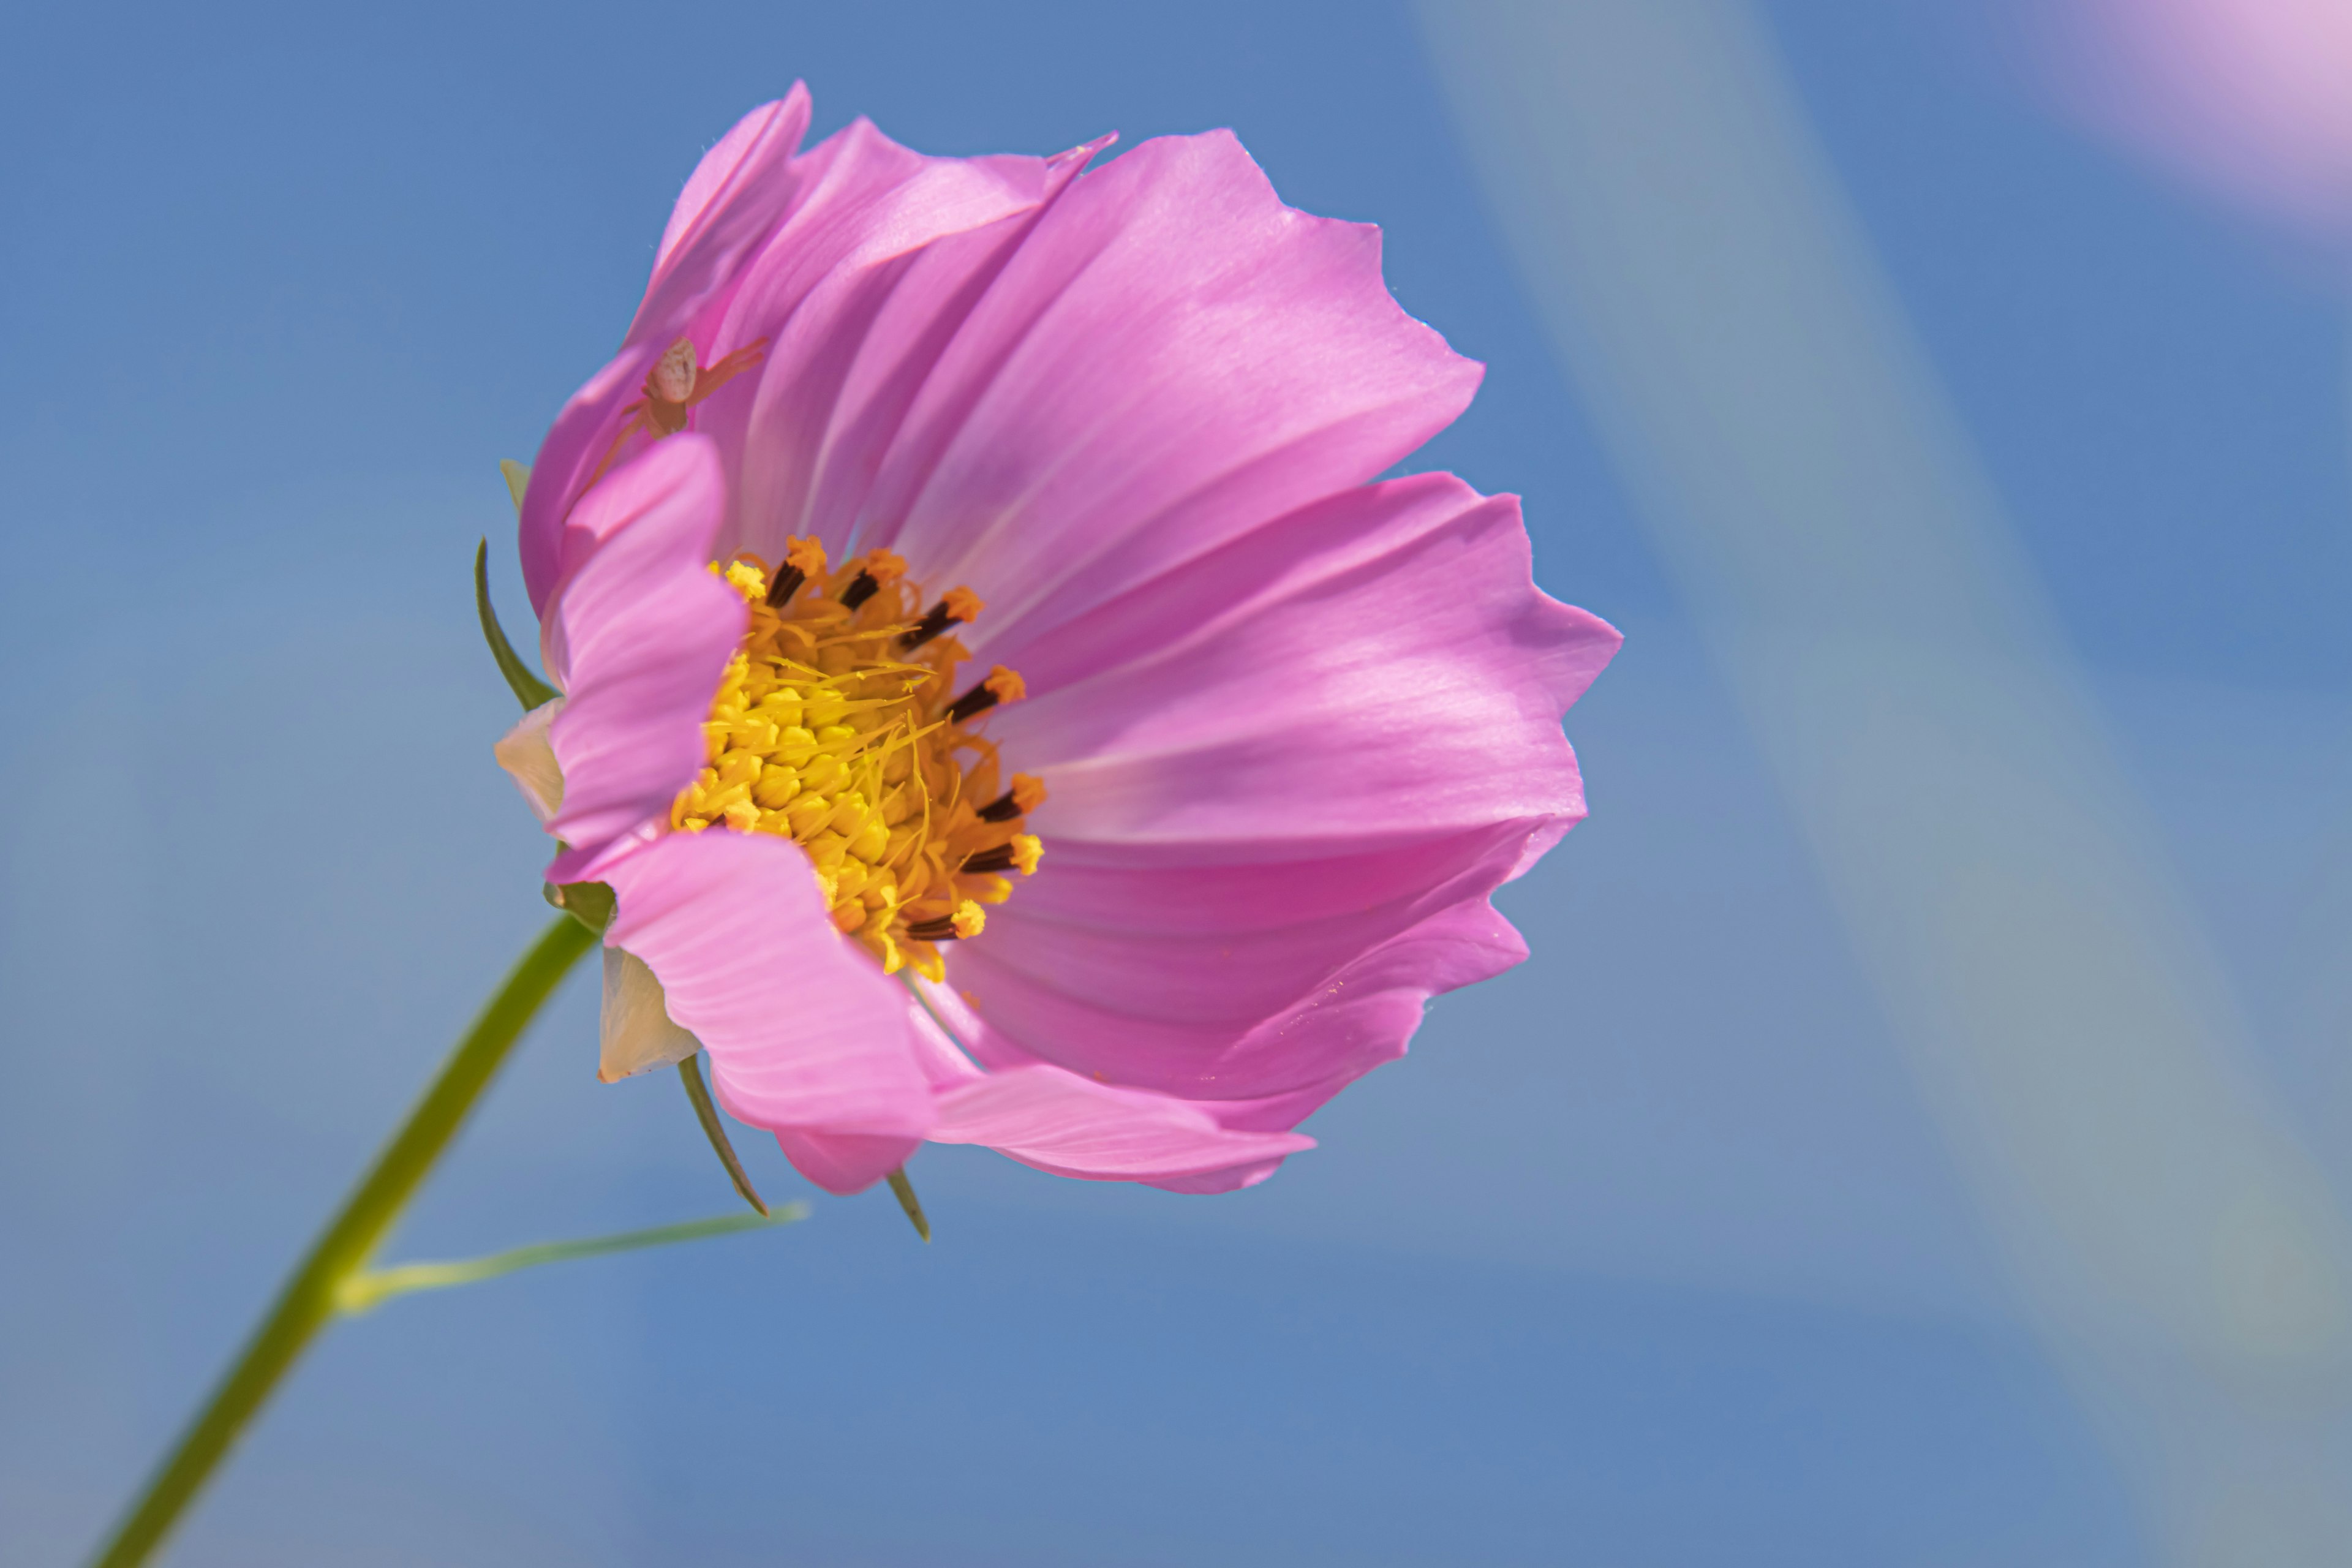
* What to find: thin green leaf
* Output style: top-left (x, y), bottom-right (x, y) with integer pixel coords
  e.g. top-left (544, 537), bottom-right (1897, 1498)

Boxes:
top-left (475, 538), bottom-right (559, 711)
top-left (885, 979), bottom-right (950, 1245)
top-left (678, 1054), bottom-right (769, 1215)
top-left (336, 1204), bottom-right (809, 1316)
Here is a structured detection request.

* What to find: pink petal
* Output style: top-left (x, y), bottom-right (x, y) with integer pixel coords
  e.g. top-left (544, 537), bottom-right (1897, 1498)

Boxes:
top-left (849, 130), bottom-right (1483, 660)
top-left (944, 840), bottom-right (1535, 1107)
top-left (923, 472), bottom-right (1615, 1112)
top-left (927, 1064), bottom-right (1313, 1186)
top-left (521, 91), bottom-right (815, 610)
top-left (904, 994), bottom-right (1313, 1184)
top-left (647, 88), bottom-right (815, 306)
top-left (600, 829), bottom-right (935, 1194)
top-left (538, 437), bottom-right (741, 880)
top-left (992, 471), bottom-right (1619, 851)
top-left (703, 131), bottom-right (1110, 567)
top-left (769, 1129), bottom-right (923, 1196)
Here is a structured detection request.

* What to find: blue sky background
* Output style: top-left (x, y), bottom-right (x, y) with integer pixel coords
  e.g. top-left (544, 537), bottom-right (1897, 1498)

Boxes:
top-left (4, 1), bottom-right (2348, 1562)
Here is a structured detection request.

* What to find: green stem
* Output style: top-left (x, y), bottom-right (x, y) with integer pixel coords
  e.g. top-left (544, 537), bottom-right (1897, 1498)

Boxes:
top-left (86, 914), bottom-right (596, 1568)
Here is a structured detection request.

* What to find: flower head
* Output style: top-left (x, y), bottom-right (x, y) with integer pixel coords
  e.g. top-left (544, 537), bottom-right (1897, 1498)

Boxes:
top-left (499, 85), bottom-right (1619, 1197)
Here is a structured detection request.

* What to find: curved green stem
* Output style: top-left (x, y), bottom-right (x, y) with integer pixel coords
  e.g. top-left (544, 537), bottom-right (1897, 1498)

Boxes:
top-left (86, 914), bottom-right (595, 1568)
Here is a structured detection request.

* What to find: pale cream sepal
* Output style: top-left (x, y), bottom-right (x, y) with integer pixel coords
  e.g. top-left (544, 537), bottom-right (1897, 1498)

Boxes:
top-left (598, 945), bottom-right (701, 1082)
top-left (500, 459), bottom-right (532, 514)
top-left (494, 697), bottom-right (565, 824)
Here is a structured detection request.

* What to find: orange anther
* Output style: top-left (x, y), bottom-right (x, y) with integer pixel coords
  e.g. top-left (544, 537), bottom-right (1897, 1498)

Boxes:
top-left (785, 536), bottom-right (828, 578)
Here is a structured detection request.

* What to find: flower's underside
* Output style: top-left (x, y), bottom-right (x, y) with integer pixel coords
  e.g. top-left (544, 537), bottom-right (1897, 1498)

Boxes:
top-left (676, 538), bottom-right (1043, 981)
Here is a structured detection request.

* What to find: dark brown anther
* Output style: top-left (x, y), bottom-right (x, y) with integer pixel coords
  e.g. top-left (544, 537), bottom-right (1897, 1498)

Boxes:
top-left (839, 571), bottom-right (880, 610)
top-left (960, 843), bottom-right (1018, 875)
top-left (946, 684), bottom-right (1000, 724)
top-left (976, 791), bottom-right (1022, 823)
top-left (905, 914), bottom-right (963, 941)
top-left (764, 565), bottom-right (804, 608)
top-left (899, 601), bottom-right (960, 650)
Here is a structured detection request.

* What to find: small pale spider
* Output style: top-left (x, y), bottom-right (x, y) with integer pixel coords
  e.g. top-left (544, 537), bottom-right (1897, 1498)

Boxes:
top-left (589, 334), bottom-right (768, 484)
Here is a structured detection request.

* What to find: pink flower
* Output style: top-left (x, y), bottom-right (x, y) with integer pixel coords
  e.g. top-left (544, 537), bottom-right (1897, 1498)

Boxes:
top-left (497, 86), bottom-right (1619, 1197)
top-left (2041, 0), bottom-right (2352, 241)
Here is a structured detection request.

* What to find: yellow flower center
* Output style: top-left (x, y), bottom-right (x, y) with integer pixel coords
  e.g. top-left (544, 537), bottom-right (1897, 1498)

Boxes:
top-left (672, 537), bottom-right (1043, 982)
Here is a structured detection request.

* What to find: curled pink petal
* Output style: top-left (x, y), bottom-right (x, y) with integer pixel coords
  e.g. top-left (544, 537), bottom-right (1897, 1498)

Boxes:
top-left (905, 995), bottom-right (1313, 1185)
top-left (600, 829), bottom-right (934, 1194)
top-left (929, 1065), bottom-right (1314, 1185)
top-left (540, 436), bottom-right (741, 880)
top-left (770, 1129), bottom-right (924, 1196)
top-left (647, 88), bottom-right (816, 312)
top-left (941, 843), bottom-right (1534, 1108)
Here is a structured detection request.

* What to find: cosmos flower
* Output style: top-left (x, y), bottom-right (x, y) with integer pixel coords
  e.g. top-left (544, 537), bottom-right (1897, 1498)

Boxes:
top-left (497, 86), bottom-right (1619, 1197)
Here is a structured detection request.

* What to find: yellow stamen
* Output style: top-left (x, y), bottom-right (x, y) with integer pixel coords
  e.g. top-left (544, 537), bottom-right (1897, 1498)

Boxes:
top-left (943, 586), bottom-right (985, 622)
top-left (672, 553), bottom-right (1039, 969)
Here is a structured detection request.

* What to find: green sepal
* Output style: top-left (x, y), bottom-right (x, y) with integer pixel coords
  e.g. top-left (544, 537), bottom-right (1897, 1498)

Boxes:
top-left (476, 538), bottom-right (559, 712)
top-left (679, 1054), bottom-right (770, 1215)
top-left (543, 878), bottom-right (616, 934)
top-left (334, 1203), bottom-right (809, 1316)
top-left (886, 1167), bottom-right (932, 1243)
top-left (886, 982), bottom-right (946, 1243)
